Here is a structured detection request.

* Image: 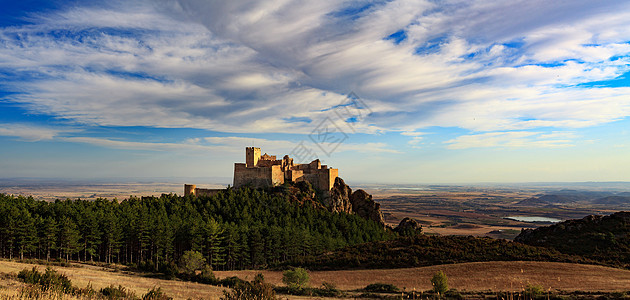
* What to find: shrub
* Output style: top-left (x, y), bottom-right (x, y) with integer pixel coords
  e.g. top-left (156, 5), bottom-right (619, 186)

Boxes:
top-left (100, 284), bottom-right (137, 299)
top-left (178, 250), bottom-right (206, 275)
top-left (431, 270), bottom-right (448, 295)
top-left (142, 287), bottom-right (172, 300)
top-left (364, 283), bottom-right (399, 293)
top-left (316, 282), bottom-right (342, 297)
top-left (282, 268), bottom-right (309, 290)
top-left (17, 267), bottom-right (74, 294)
top-left (17, 267), bottom-right (41, 285)
top-left (195, 264), bottom-right (217, 284)
top-left (221, 273), bottom-right (277, 300)
top-left (219, 276), bottom-right (248, 288)
top-left (159, 261), bottom-right (178, 279)
top-left (524, 284), bottom-right (544, 299)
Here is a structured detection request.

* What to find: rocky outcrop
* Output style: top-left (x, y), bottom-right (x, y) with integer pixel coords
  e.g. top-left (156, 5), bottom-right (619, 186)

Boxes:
top-left (327, 177), bottom-right (352, 213)
top-left (350, 189), bottom-right (385, 227)
top-left (326, 177), bottom-right (385, 227)
top-left (394, 217), bottom-right (422, 236)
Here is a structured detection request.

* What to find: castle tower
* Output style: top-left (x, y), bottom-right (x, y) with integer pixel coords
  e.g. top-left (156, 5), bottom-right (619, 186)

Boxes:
top-left (246, 147), bottom-right (261, 168)
top-left (184, 184), bottom-right (196, 196)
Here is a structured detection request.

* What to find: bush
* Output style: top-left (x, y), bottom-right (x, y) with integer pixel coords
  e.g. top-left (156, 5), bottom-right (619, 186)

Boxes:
top-left (178, 250), bottom-right (206, 275)
top-left (17, 267), bottom-right (74, 294)
top-left (17, 267), bottom-right (41, 285)
top-left (221, 273), bottom-right (277, 300)
top-left (282, 268), bottom-right (309, 290)
top-left (159, 261), bottom-right (178, 279)
top-left (524, 284), bottom-right (544, 299)
top-left (142, 287), bottom-right (172, 300)
top-left (219, 276), bottom-right (248, 288)
top-left (431, 270), bottom-right (448, 295)
top-left (100, 284), bottom-right (137, 299)
top-left (316, 282), bottom-right (342, 297)
top-left (195, 264), bottom-right (217, 284)
top-left (364, 283), bottom-right (399, 293)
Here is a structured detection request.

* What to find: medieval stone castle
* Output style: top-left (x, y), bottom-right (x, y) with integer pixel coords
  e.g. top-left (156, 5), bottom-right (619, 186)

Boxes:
top-left (184, 147), bottom-right (338, 196)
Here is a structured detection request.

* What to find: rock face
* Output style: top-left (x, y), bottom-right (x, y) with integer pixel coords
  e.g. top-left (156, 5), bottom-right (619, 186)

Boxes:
top-left (327, 177), bottom-right (352, 213)
top-left (394, 217), bottom-right (422, 236)
top-left (350, 189), bottom-right (385, 227)
top-left (326, 177), bottom-right (385, 227)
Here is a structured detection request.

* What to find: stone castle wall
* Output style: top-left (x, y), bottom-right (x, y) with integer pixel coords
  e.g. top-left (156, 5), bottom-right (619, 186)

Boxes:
top-left (185, 147), bottom-right (339, 196)
top-left (233, 147), bottom-right (338, 192)
top-left (184, 184), bottom-right (222, 197)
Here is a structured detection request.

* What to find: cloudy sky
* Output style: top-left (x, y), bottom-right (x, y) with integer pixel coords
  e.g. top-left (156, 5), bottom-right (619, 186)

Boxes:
top-left (1, 0), bottom-right (630, 184)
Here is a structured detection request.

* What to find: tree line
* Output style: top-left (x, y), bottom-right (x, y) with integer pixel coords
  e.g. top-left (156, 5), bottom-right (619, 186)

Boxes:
top-left (0, 186), bottom-right (392, 271)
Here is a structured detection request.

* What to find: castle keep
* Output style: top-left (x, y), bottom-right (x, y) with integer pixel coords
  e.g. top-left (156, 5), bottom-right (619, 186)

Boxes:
top-left (233, 147), bottom-right (338, 192)
top-left (184, 147), bottom-right (338, 196)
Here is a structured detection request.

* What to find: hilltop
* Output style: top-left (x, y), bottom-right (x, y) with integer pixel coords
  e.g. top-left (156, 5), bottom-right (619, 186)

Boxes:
top-left (515, 211), bottom-right (630, 268)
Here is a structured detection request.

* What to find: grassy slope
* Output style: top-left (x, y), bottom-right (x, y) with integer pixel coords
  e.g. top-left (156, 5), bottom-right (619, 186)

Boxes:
top-left (3, 259), bottom-right (628, 298)
top-left (219, 261), bottom-right (630, 292)
top-left (0, 259), bottom-right (225, 299)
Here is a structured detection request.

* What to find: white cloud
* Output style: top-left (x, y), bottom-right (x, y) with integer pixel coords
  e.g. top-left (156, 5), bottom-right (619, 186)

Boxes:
top-left (2, 0), bottom-right (630, 142)
top-left (0, 124), bottom-right (70, 141)
top-left (445, 131), bottom-right (576, 150)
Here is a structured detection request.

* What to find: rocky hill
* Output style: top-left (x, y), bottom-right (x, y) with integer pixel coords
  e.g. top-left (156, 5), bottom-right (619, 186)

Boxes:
top-left (326, 177), bottom-right (385, 227)
top-left (515, 211), bottom-right (630, 267)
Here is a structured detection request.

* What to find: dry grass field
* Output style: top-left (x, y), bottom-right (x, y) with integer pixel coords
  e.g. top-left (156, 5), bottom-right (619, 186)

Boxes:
top-left (217, 261), bottom-right (630, 292)
top-left (0, 260), bottom-right (226, 299)
top-left (2, 260), bottom-right (630, 299)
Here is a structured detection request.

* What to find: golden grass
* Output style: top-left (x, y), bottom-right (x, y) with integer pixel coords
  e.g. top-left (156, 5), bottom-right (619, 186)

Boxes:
top-left (2, 260), bottom-right (630, 299)
top-left (0, 260), bottom-right (225, 300)
top-left (216, 261), bottom-right (630, 292)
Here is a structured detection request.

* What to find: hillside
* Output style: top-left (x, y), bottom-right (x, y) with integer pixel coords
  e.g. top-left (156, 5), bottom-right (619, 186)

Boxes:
top-left (291, 235), bottom-right (593, 270)
top-left (3, 259), bottom-right (630, 300)
top-left (220, 261), bottom-right (630, 292)
top-left (515, 211), bottom-right (630, 267)
top-left (0, 185), bottom-right (391, 272)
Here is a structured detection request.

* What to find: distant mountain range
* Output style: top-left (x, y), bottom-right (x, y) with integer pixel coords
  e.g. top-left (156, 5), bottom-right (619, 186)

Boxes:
top-left (517, 190), bottom-right (630, 206)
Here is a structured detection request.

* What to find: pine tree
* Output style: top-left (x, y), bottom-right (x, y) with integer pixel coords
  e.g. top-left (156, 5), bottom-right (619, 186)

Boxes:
top-left (58, 216), bottom-right (80, 261)
top-left (204, 218), bottom-right (225, 270)
top-left (15, 209), bottom-right (37, 260)
top-left (39, 216), bottom-right (58, 261)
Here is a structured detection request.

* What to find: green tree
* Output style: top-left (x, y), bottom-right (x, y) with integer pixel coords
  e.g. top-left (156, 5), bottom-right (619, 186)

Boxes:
top-left (204, 219), bottom-right (225, 269)
top-left (15, 209), bottom-right (37, 259)
top-left (38, 216), bottom-right (57, 261)
top-left (178, 250), bottom-right (205, 275)
top-left (58, 216), bottom-right (80, 261)
top-left (431, 270), bottom-right (448, 295)
top-left (282, 267), bottom-right (309, 290)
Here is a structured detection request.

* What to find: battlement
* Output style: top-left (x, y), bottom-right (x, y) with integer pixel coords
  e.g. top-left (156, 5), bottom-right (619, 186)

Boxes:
top-left (185, 147), bottom-right (339, 196)
top-left (233, 147), bottom-right (338, 192)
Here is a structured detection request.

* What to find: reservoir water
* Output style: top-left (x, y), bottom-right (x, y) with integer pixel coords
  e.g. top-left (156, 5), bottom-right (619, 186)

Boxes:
top-left (506, 216), bottom-right (562, 223)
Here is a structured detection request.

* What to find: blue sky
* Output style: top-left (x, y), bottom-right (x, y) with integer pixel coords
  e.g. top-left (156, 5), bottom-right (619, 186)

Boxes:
top-left (1, 0), bottom-right (630, 184)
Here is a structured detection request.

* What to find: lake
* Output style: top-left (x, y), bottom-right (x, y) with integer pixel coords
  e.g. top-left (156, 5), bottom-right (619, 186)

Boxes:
top-left (505, 216), bottom-right (562, 223)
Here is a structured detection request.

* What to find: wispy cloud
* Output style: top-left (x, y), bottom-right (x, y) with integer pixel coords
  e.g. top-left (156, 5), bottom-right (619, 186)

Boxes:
top-left (1, 0), bottom-right (630, 146)
top-left (0, 123), bottom-right (70, 141)
top-left (445, 131), bottom-right (576, 150)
